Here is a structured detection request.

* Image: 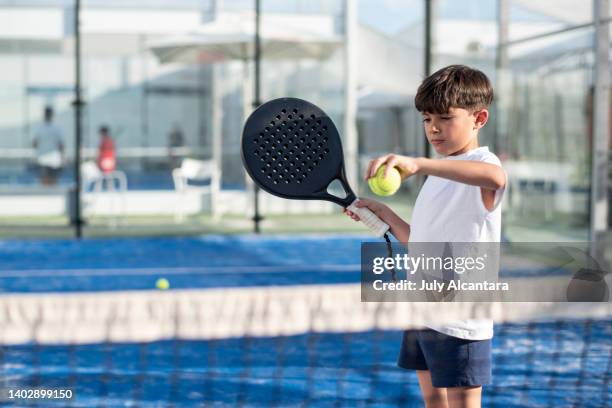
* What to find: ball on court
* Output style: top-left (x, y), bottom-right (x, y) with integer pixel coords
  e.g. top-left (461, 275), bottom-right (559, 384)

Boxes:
top-left (368, 165), bottom-right (401, 196)
top-left (156, 278), bottom-right (170, 290)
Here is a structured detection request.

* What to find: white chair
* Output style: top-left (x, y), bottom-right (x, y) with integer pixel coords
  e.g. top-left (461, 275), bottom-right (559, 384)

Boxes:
top-left (504, 161), bottom-right (573, 220)
top-left (172, 158), bottom-right (219, 222)
top-left (81, 161), bottom-right (128, 226)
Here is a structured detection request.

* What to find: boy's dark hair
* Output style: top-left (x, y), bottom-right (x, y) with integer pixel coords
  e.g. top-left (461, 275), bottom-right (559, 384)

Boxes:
top-left (415, 65), bottom-right (493, 113)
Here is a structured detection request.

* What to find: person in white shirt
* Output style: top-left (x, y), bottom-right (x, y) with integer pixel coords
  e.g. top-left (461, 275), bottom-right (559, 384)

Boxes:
top-left (33, 106), bottom-right (64, 186)
top-left (344, 65), bottom-right (506, 408)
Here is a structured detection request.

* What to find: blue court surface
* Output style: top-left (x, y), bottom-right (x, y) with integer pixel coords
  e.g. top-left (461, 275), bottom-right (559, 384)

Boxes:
top-left (0, 235), bottom-right (610, 407)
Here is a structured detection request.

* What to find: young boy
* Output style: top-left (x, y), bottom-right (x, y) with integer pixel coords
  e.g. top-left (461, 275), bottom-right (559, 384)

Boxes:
top-left (344, 65), bottom-right (506, 408)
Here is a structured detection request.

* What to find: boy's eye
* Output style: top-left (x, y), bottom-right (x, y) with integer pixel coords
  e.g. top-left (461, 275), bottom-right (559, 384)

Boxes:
top-left (422, 118), bottom-right (431, 123)
top-left (441, 116), bottom-right (452, 120)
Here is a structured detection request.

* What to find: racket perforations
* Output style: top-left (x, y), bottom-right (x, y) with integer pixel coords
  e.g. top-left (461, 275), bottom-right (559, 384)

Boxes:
top-left (253, 106), bottom-right (332, 186)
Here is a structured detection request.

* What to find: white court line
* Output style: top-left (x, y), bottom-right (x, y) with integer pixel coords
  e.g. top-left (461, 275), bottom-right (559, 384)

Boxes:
top-left (0, 264), bottom-right (361, 278)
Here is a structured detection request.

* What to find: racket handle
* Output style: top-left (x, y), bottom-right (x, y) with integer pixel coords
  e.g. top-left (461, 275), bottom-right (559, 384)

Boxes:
top-left (347, 199), bottom-right (390, 237)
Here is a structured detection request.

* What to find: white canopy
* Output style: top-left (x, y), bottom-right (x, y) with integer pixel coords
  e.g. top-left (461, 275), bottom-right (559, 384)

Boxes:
top-left (149, 12), bottom-right (341, 63)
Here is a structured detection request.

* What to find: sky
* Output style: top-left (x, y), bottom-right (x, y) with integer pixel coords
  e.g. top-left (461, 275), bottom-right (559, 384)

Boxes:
top-left (357, 0), bottom-right (558, 37)
top-left (0, 0), bottom-right (567, 38)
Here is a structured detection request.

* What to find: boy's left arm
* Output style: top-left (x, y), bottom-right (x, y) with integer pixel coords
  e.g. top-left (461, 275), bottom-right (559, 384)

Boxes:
top-left (366, 154), bottom-right (505, 191)
top-left (415, 157), bottom-right (506, 191)
top-left (417, 158), bottom-right (505, 211)
top-left (366, 154), bottom-right (505, 210)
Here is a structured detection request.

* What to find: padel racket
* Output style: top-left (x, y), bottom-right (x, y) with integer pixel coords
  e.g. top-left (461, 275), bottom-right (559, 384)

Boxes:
top-left (241, 97), bottom-right (389, 237)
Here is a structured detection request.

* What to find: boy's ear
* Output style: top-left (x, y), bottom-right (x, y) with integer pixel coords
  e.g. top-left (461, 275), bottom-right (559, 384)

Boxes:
top-left (473, 109), bottom-right (489, 129)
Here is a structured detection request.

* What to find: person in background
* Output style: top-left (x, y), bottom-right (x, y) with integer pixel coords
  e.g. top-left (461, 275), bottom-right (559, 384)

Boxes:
top-left (97, 125), bottom-right (116, 174)
top-left (33, 106), bottom-right (64, 186)
top-left (168, 122), bottom-right (185, 169)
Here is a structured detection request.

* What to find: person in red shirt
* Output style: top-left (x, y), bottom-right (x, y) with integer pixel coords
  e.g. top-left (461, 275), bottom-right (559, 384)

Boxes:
top-left (97, 125), bottom-right (116, 174)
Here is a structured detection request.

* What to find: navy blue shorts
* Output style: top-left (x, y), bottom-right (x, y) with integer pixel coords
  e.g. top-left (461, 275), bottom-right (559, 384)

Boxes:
top-left (397, 329), bottom-right (491, 388)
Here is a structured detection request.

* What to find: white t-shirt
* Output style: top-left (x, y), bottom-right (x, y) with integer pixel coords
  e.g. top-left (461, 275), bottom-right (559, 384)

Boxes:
top-left (410, 146), bottom-right (505, 340)
top-left (34, 123), bottom-right (64, 168)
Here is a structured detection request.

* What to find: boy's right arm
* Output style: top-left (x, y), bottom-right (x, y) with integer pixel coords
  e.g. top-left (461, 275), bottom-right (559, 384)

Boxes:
top-left (343, 198), bottom-right (410, 242)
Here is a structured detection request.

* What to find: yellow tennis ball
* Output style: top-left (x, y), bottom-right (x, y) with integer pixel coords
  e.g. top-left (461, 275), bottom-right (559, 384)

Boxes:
top-left (368, 165), bottom-right (401, 196)
top-left (156, 278), bottom-right (170, 290)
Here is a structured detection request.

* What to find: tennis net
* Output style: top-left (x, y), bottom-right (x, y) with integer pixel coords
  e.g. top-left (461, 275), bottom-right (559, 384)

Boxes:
top-left (0, 284), bottom-right (610, 407)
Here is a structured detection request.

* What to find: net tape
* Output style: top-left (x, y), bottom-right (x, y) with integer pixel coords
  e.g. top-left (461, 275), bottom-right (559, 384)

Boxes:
top-left (1, 283), bottom-right (610, 345)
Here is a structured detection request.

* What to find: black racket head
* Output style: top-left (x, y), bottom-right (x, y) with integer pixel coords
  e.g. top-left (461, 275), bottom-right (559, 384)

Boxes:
top-left (241, 97), bottom-right (355, 207)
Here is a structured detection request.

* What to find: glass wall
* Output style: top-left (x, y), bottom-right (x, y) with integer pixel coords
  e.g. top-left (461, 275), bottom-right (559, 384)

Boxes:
top-left (502, 26), bottom-right (595, 241)
top-left (0, 0), bottom-right (360, 237)
top-left (0, 2), bottom-right (75, 237)
top-left (0, 0), bottom-right (606, 241)
top-left (354, 0), bottom-right (424, 212)
top-left (498, 1), bottom-right (607, 242)
top-left (430, 0), bottom-right (609, 242)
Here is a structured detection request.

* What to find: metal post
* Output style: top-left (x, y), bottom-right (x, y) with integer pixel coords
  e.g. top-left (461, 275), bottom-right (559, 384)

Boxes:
top-left (72, 0), bottom-right (84, 238)
top-left (344, 0), bottom-right (358, 191)
top-left (496, 0), bottom-right (509, 157)
top-left (424, 0), bottom-right (433, 159)
top-left (417, 0), bottom-right (435, 190)
top-left (252, 0), bottom-right (263, 233)
top-left (590, 0), bottom-right (610, 265)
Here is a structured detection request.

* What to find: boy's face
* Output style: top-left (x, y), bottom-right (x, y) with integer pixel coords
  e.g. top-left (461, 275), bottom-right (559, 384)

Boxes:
top-left (422, 107), bottom-right (488, 156)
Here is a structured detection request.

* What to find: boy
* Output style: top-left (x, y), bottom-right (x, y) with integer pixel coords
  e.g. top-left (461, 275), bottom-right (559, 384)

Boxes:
top-left (344, 65), bottom-right (506, 408)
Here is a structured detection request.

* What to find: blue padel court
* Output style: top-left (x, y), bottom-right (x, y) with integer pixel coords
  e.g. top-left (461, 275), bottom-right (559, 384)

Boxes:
top-left (0, 236), bottom-right (610, 407)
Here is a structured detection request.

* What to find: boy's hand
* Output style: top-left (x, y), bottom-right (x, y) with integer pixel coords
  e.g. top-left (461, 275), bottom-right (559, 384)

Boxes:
top-left (342, 198), bottom-right (388, 222)
top-left (343, 198), bottom-right (411, 242)
top-left (365, 154), bottom-right (420, 181)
